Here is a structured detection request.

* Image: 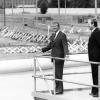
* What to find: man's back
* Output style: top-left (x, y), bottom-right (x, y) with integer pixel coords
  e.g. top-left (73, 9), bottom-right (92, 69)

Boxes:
top-left (88, 28), bottom-right (100, 61)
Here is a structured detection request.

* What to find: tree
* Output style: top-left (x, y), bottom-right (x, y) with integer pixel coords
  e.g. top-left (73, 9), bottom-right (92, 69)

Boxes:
top-left (60, 0), bottom-right (69, 8)
top-left (50, 0), bottom-right (58, 8)
top-left (50, 0), bottom-right (100, 8)
top-left (70, 0), bottom-right (86, 8)
top-left (50, 0), bottom-right (69, 8)
top-left (38, 0), bottom-right (49, 14)
top-left (98, 0), bottom-right (100, 8)
top-left (69, 0), bottom-right (97, 8)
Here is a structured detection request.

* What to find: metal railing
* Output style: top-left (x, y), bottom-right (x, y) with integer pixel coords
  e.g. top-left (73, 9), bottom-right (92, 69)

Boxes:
top-left (32, 54), bottom-right (100, 99)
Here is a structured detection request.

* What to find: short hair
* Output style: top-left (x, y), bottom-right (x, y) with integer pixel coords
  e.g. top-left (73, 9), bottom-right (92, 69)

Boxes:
top-left (90, 18), bottom-right (98, 27)
top-left (52, 21), bottom-right (60, 28)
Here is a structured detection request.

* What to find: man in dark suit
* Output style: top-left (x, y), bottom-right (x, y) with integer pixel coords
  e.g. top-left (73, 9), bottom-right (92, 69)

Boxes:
top-left (88, 18), bottom-right (100, 97)
top-left (41, 22), bottom-right (69, 94)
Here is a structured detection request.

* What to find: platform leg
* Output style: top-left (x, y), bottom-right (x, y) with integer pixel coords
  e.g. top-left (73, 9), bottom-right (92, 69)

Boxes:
top-left (98, 65), bottom-right (100, 100)
top-left (53, 60), bottom-right (56, 95)
top-left (34, 57), bottom-right (36, 93)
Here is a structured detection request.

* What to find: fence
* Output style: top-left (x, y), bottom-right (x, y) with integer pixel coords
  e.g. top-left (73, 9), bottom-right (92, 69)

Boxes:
top-left (0, 8), bottom-right (97, 26)
top-left (0, 0), bottom-right (99, 27)
top-left (0, 0), bottom-right (99, 55)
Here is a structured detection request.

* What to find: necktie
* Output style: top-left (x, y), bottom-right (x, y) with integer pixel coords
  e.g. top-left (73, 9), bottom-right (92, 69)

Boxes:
top-left (53, 33), bottom-right (56, 40)
top-left (51, 33), bottom-right (56, 41)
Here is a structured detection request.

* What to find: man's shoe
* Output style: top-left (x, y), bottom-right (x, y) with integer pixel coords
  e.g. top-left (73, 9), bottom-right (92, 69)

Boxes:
top-left (89, 92), bottom-right (98, 97)
top-left (51, 90), bottom-right (63, 95)
top-left (92, 94), bottom-right (98, 97)
top-left (56, 91), bottom-right (63, 95)
top-left (89, 92), bottom-right (93, 95)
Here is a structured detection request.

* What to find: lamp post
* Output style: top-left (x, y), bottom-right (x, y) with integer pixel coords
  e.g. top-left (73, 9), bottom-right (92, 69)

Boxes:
top-left (58, 0), bottom-right (60, 17)
top-left (65, 0), bottom-right (66, 15)
top-left (35, 0), bottom-right (39, 34)
top-left (4, 0), bottom-right (6, 26)
top-left (22, 0), bottom-right (25, 26)
top-left (36, 0), bottom-right (38, 14)
top-left (11, 0), bottom-right (14, 26)
top-left (11, 0), bottom-right (13, 15)
top-left (95, 0), bottom-right (97, 19)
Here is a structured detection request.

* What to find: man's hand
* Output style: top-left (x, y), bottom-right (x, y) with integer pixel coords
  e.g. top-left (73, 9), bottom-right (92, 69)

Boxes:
top-left (37, 46), bottom-right (41, 50)
top-left (65, 55), bottom-right (69, 58)
top-left (36, 46), bottom-right (42, 53)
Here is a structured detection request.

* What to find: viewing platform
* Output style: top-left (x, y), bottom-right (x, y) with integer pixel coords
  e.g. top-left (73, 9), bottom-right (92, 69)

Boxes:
top-left (0, 53), bottom-right (98, 100)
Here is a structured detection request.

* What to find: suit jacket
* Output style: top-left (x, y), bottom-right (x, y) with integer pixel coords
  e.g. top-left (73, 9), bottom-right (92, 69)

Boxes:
top-left (42, 31), bottom-right (69, 62)
top-left (88, 28), bottom-right (100, 62)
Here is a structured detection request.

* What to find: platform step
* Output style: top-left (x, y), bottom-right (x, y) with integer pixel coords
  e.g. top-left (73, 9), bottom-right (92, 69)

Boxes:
top-left (33, 92), bottom-right (68, 100)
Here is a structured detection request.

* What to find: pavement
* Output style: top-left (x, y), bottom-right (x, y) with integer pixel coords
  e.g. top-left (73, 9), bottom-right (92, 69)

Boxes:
top-left (0, 54), bottom-right (99, 100)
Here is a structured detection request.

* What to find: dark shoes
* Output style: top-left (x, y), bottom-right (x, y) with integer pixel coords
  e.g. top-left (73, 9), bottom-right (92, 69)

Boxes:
top-left (51, 90), bottom-right (63, 95)
top-left (89, 92), bottom-right (98, 97)
top-left (93, 94), bottom-right (98, 97)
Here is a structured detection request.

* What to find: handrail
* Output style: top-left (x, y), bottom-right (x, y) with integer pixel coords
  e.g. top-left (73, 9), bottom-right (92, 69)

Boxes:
top-left (32, 75), bottom-right (99, 88)
top-left (33, 53), bottom-right (100, 98)
top-left (33, 54), bottom-right (100, 65)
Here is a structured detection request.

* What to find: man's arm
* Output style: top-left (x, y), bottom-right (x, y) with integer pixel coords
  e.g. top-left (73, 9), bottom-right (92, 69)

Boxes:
top-left (62, 33), bottom-right (69, 57)
top-left (94, 30), bottom-right (100, 46)
top-left (41, 35), bottom-right (53, 52)
top-left (42, 42), bottom-right (52, 52)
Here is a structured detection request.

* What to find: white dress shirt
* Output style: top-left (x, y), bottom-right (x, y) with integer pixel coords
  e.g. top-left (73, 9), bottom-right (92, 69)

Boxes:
top-left (54, 30), bottom-right (59, 40)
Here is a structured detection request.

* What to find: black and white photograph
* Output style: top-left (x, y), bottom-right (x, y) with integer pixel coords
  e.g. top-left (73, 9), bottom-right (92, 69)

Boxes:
top-left (0, 0), bottom-right (99, 100)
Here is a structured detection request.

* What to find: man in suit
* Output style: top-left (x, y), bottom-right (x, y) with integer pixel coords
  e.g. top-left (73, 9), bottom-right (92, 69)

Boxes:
top-left (88, 18), bottom-right (100, 97)
top-left (41, 22), bottom-right (69, 94)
